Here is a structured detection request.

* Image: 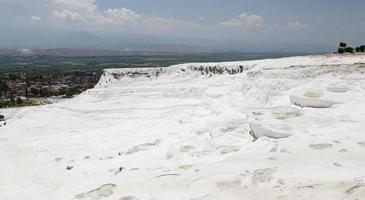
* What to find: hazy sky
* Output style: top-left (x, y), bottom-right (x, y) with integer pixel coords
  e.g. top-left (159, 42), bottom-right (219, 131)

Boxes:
top-left (0, 0), bottom-right (364, 51)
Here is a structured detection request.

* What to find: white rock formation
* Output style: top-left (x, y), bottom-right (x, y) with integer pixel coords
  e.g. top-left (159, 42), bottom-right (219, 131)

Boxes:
top-left (1, 54), bottom-right (365, 200)
top-left (290, 95), bottom-right (336, 108)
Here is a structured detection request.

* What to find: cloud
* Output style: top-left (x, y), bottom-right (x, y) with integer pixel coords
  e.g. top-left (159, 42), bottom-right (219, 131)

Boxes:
top-left (284, 21), bottom-right (307, 30)
top-left (106, 8), bottom-right (140, 22)
top-left (51, 0), bottom-right (205, 36)
top-left (52, 0), bottom-right (141, 24)
top-left (53, 0), bottom-right (102, 22)
top-left (219, 13), bottom-right (308, 34)
top-left (54, 0), bottom-right (98, 11)
top-left (52, 0), bottom-right (142, 25)
top-left (30, 16), bottom-right (42, 23)
top-left (53, 10), bottom-right (84, 21)
top-left (220, 13), bottom-right (264, 27)
top-left (48, 2), bottom-right (308, 43)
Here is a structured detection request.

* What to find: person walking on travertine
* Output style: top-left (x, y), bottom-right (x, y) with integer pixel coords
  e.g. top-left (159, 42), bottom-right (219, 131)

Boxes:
top-left (0, 115), bottom-right (6, 127)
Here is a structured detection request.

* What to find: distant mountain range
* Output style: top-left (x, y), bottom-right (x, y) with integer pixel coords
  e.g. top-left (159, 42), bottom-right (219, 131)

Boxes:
top-left (0, 48), bottom-right (191, 57)
top-left (0, 30), bottom-right (333, 54)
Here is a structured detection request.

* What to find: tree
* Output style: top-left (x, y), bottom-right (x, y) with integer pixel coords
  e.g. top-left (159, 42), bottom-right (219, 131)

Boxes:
top-left (338, 42), bottom-right (348, 53)
top-left (16, 97), bottom-right (23, 105)
top-left (355, 46), bottom-right (365, 53)
top-left (30, 88), bottom-right (40, 97)
top-left (9, 95), bottom-right (15, 106)
top-left (339, 42), bottom-right (347, 48)
top-left (344, 47), bottom-right (354, 53)
top-left (40, 88), bottom-right (50, 97)
top-left (0, 80), bottom-right (9, 93)
top-left (65, 87), bottom-right (78, 98)
top-left (59, 87), bottom-right (66, 95)
top-left (0, 99), bottom-right (5, 108)
top-left (360, 45), bottom-right (365, 52)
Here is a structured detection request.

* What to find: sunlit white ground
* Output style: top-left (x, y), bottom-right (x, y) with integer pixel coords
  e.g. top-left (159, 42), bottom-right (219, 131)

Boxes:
top-left (1, 54), bottom-right (365, 200)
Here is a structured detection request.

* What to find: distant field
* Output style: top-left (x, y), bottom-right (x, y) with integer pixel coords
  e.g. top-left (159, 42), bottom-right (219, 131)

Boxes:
top-left (0, 52), bottom-right (310, 74)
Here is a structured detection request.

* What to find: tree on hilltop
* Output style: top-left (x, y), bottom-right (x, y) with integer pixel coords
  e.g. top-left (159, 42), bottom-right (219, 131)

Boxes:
top-left (344, 47), bottom-right (354, 53)
top-left (356, 45), bottom-right (365, 52)
top-left (339, 42), bottom-right (347, 48)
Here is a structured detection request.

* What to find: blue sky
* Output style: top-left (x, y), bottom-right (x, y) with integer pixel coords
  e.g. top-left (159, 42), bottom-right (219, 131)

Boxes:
top-left (0, 0), bottom-right (364, 51)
